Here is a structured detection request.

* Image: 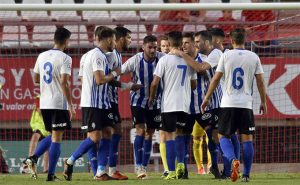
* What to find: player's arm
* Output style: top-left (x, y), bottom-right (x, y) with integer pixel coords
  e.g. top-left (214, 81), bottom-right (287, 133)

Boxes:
top-left (33, 58), bottom-right (40, 84)
top-left (149, 75), bottom-right (161, 106)
top-left (255, 73), bottom-right (267, 114)
top-left (191, 79), bottom-right (197, 90)
top-left (121, 56), bottom-right (136, 75)
top-left (201, 72), bottom-right (223, 113)
top-left (94, 68), bottom-right (121, 85)
top-left (109, 80), bottom-right (143, 92)
top-left (34, 73), bottom-right (40, 84)
top-left (170, 48), bottom-right (211, 73)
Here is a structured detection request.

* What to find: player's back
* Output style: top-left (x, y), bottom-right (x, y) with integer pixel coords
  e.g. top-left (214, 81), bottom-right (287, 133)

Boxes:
top-left (35, 49), bottom-right (72, 110)
top-left (218, 49), bottom-right (263, 109)
top-left (157, 54), bottom-right (196, 113)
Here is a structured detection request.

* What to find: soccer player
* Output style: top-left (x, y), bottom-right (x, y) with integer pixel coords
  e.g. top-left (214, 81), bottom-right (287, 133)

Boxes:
top-left (171, 30), bottom-right (223, 179)
top-left (149, 31), bottom-right (197, 180)
top-left (63, 27), bottom-right (120, 181)
top-left (121, 35), bottom-right (164, 179)
top-left (106, 26), bottom-right (132, 180)
top-left (158, 35), bottom-right (170, 178)
top-left (31, 27), bottom-right (75, 181)
top-left (211, 28), bottom-right (241, 178)
top-left (201, 28), bottom-right (267, 182)
top-left (21, 95), bottom-right (51, 176)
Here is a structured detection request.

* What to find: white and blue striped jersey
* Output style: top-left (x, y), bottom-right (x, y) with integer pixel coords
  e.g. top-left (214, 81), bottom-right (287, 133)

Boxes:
top-left (190, 53), bottom-right (208, 114)
top-left (205, 48), bottom-right (223, 110)
top-left (106, 49), bottom-right (122, 104)
top-left (121, 52), bottom-right (165, 109)
top-left (80, 47), bottom-right (111, 109)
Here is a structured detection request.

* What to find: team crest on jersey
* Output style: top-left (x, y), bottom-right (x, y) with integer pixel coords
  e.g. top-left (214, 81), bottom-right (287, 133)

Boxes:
top-left (202, 113), bottom-right (212, 120)
top-left (154, 115), bottom-right (161, 123)
top-left (108, 113), bottom-right (114, 120)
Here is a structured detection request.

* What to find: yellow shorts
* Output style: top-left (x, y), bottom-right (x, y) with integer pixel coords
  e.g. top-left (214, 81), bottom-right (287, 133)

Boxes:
top-left (192, 121), bottom-right (206, 137)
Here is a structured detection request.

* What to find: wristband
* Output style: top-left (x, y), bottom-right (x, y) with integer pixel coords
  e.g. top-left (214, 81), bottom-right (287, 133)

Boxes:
top-left (111, 71), bottom-right (118, 78)
top-left (121, 82), bottom-right (134, 90)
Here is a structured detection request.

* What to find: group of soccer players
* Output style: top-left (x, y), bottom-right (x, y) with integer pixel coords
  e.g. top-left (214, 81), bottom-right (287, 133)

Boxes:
top-left (23, 24), bottom-right (267, 183)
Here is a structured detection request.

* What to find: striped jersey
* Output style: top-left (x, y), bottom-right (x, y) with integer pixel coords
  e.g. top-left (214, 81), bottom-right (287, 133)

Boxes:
top-left (190, 53), bottom-right (208, 114)
top-left (106, 49), bottom-right (122, 104)
top-left (33, 49), bottom-right (72, 110)
top-left (205, 48), bottom-right (223, 110)
top-left (121, 52), bottom-right (165, 109)
top-left (78, 52), bottom-right (87, 78)
top-left (80, 47), bottom-right (111, 109)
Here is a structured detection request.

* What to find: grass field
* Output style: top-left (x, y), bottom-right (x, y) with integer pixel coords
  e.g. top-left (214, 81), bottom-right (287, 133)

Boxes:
top-left (1, 173), bottom-right (300, 185)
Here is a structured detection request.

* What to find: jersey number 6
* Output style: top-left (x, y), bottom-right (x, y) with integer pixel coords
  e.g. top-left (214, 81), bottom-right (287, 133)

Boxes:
top-left (232, 67), bottom-right (244, 90)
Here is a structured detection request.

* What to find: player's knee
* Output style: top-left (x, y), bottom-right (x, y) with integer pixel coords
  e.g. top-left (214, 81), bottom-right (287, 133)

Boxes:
top-left (135, 126), bottom-right (145, 136)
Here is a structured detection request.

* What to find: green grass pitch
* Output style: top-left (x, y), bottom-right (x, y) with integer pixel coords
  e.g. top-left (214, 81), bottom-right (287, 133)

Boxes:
top-left (1, 173), bottom-right (300, 185)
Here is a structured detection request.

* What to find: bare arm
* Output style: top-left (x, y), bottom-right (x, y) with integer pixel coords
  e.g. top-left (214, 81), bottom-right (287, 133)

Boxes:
top-left (201, 72), bottom-right (223, 113)
top-left (191, 79), bottom-right (197, 90)
top-left (170, 48), bottom-right (211, 73)
top-left (255, 73), bottom-right (267, 114)
top-left (148, 75), bottom-right (161, 106)
top-left (34, 73), bottom-right (40, 84)
top-left (94, 68), bottom-right (121, 85)
top-left (60, 73), bottom-right (75, 119)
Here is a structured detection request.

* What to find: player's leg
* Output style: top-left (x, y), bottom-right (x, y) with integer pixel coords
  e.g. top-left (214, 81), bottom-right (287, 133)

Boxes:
top-left (28, 132), bottom-right (41, 156)
top-left (239, 108), bottom-right (255, 182)
top-left (159, 131), bottom-right (169, 177)
top-left (42, 151), bottom-right (49, 173)
top-left (161, 112), bottom-right (177, 179)
top-left (192, 122), bottom-right (206, 175)
top-left (87, 132), bottom-right (98, 176)
top-left (205, 132), bottom-right (212, 172)
top-left (108, 103), bottom-right (127, 180)
top-left (47, 109), bottom-right (71, 181)
top-left (218, 108), bottom-right (239, 182)
top-left (131, 106), bottom-right (146, 178)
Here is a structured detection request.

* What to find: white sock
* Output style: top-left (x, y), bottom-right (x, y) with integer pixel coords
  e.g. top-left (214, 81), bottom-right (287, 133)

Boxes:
top-left (109, 167), bottom-right (116, 176)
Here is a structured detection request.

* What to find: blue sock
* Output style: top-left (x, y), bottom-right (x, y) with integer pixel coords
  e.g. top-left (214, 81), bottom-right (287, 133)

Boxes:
top-left (218, 144), bottom-right (231, 177)
top-left (142, 139), bottom-right (152, 167)
top-left (88, 143), bottom-right (98, 176)
top-left (34, 135), bottom-right (51, 157)
top-left (70, 137), bottom-right (95, 163)
top-left (48, 142), bottom-right (61, 175)
top-left (97, 138), bottom-right (111, 168)
top-left (243, 141), bottom-right (254, 177)
top-left (175, 136), bottom-right (185, 163)
top-left (134, 135), bottom-right (144, 166)
top-left (206, 129), bottom-right (218, 166)
top-left (166, 140), bottom-right (176, 171)
top-left (220, 137), bottom-right (236, 164)
top-left (184, 135), bottom-right (191, 169)
top-left (231, 134), bottom-right (240, 160)
top-left (109, 134), bottom-right (121, 167)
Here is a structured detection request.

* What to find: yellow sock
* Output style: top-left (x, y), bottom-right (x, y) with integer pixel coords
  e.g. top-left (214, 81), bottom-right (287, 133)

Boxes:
top-left (159, 142), bottom-right (169, 171)
top-left (193, 139), bottom-right (203, 169)
top-left (205, 133), bottom-right (212, 168)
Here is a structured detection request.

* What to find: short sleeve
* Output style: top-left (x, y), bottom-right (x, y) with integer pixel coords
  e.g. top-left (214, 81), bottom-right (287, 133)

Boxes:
top-left (33, 55), bottom-right (40, 74)
top-left (78, 54), bottom-right (86, 77)
top-left (216, 54), bottom-right (225, 73)
top-left (206, 49), bottom-right (221, 68)
top-left (121, 55), bottom-right (136, 74)
top-left (60, 55), bottom-right (72, 75)
top-left (255, 56), bottom-right (264, 74)
top-left (153, 58), bottom-right (165, 78)
top-left (92, 53), bottom-right (105, 72)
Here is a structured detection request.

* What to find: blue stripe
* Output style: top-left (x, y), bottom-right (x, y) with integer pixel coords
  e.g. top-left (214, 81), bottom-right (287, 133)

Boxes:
top-left (147, 62), bottom-right (154, 109)
top-left (190, 91), bottom-right (195, 114)
top-left (136, 58), bottom-right (145, 107)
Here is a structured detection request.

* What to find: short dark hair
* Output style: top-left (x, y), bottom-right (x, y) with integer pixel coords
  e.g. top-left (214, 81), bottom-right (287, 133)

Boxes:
top-left (95, 27), bottom-right (116, 40)
top-left (160, 35), bottom-right (168, 41)
top-left (230, 28), bottom-right (246, 45)
top-left (143, 35), bottom-right (157, 44)
top-left (167, 31), bottom-right (182, 47)
top-left (210, 28), bottom-right (225, 38)
top-left (94, 26), bottom-right (110, 37)
top-left (182, 32), bottom-right (194, 42)
top-left (114, 26), bottom-right (131, 40)
top-left (195, 30), bottom-right (212, 43)
top-left (54, 27), bottom-right (71, 45)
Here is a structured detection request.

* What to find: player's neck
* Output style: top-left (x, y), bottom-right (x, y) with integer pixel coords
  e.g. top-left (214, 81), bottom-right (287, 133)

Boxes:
top-left (115, 44), bottom-right (123, 53)
top-left (53, 44), bottom-right (65, 51)
top-left (214, 44), bottom-right (224, 52)
top-left (233, 44), bottom-right (245, 49)
top-left (98, 43), bottom-right (109, 53)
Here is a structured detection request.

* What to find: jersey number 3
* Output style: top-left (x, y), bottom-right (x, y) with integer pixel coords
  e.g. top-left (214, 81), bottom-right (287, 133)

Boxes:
top-left (177, 65), bottom-right (187, 86)
top-left (43, 62), bottom-right (53, 84)
top-left (232, 67), bottom-right (244, 90)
